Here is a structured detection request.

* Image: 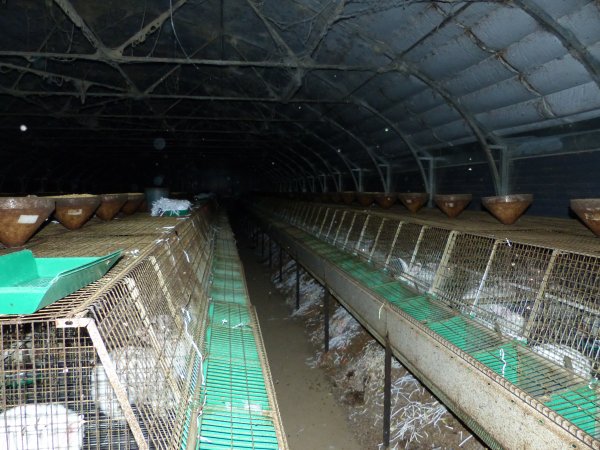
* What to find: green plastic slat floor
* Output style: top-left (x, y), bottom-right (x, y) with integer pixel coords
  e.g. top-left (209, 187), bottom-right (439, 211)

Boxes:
top-left (196, 220), bottom-right (281, 449)
top-left (278, 220), bottom-right (600, 441)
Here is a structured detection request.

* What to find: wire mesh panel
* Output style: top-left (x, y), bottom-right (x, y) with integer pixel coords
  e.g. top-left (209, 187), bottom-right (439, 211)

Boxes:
top-left (526, 251), bottom-right (600, 381)
top-left (279, 204), bottom-right (294, 222)
top-left (355, 215), bottom-right (384, 260)
top-left (370, 219), bottom-right (401, 267)
top-left (288, 203), bottom-right (304, 225)
top-left (343, 213), bottom-right (368, 253)
top-left (0, 319), bottom-right (93, 449)
top-left (432, 233), bottom-right (495, 310)
top-left (306, 206), bottom-right (324, 234)
top-left (312, 207), bottom-right (330, 237)
top-left (294, 203), bottom-right (309, 230)
top-left (402, 227), bottom-right (451, 293)
top-left (386, 222), bottom-right (423, 277)
top-left (333, 211), bottom-right (354, 248)
top-left (86, 259), bottom-right (202, 449)
top-left (323, 210), bottom-right (342, 244)
top-left (469, 241), bottom-right (553, 341)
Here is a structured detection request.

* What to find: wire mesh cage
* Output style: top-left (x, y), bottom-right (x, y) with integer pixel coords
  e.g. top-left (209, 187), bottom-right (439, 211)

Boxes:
top-left (432, 233), bottom-right (496, 310)
top-left (255, 197), bottom-right (600, 444)
top-left (405, 227), bottom-right (451, 293)
top-left (354, 215), bottom-right (384, 260)
top-left (323, 209), bottom-right (342, 244)
top-left (287, 203), bottom-right (303, 225)
top-left (386, 222), bottom-right (423, 278)
top-left (306, 205), bottom-right (324, 234)
top-left (343, 213), bottom-right (368, 253)
top-left (525, 251), bottom-right (600, 380)
top-left (295, 203), bottom-right (310, 230)
top-left (370, 219), bottom-right (401, 267)
top-left (0, 214), bottom-right (213, 450)
top-left (333, 211), bottom-right (354, 249)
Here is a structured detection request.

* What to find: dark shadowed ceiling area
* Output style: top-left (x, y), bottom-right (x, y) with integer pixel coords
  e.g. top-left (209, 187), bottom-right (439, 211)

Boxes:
top-left (1, 0), bottom-right (600, 214)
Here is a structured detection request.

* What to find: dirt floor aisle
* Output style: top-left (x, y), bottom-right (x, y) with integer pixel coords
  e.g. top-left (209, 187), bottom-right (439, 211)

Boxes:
top-left (237, 241), bottom-right (363, 450)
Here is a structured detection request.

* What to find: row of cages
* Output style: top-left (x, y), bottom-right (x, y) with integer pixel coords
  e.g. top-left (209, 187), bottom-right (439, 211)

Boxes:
top-left (257, 197), bottom-right (600, 382)
top-left (0, 211), bottom-right (217, 449)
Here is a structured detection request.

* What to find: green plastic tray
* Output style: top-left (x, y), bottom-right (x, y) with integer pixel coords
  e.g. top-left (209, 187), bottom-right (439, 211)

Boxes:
top-left (0, 249), bottom-right (122, 314)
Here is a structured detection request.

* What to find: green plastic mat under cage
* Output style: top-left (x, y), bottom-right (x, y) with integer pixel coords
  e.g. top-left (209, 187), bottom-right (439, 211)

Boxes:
top-left (193, 228), bottom-right (281, 449)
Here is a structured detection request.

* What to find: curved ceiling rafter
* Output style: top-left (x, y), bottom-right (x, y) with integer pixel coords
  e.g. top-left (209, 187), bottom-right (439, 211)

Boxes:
top-left (337, 21), bottom-right (502, 194)
top-left (303, 103), bottom-right (389, 191)
top-left (203, 52), bottom-right (324, 188)
top-left (264, 118), bottom-right (347, 191)
top-left (262, 149), bottom-right (307, 183)
top-left (303, 71), bottom-right (430, 191)
top-left (226, 43), bottom-right (349, 191)
top-left (280, 116), bottom-right (360, 191)
top-left (249, 103), bottom-right (344, 191)
top-left (513, 0), bottom-right (600, 89)
top-left (237, 0), bottom-right (390, 191)
top-left (234, 123), bottom-right (316, 182)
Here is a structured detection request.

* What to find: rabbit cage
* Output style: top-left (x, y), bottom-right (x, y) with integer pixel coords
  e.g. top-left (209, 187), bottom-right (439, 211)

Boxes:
top-left (0, 212), bottom-right (215, 450)
top-left (266, 198), bottom-right (600, 440)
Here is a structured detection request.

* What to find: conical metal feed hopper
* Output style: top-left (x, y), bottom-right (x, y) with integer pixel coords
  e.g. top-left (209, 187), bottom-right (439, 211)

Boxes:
top-left (51, 194), bottom-right (101, 230)
top-left (121, 193), bottom-right (145, 215)
top-left (330, 192), bottom-right (342, 203)
top-left (0, 197), bottom-right (55, 247)
top-left (318, 192), bottom-right (331, 203)
top-left (341, 191), bottom-right (356, 204)
top-left (95, 193), bottom-right (127, 221)
top-left (375, 192), bottom-right (397, 209)
top-left (434, 194), bottom-right (472, 218)
top-left (398, 192), bottom-right (429, 213)
top-left (571, 199), bottom-right (600, 236)
top-left (356, 192), bottom-right (376, 207)
top-left (482, 194), bottom-right (533, 225)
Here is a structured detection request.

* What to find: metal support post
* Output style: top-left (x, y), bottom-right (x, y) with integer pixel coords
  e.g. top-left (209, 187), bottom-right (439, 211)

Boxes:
top-left (295, 261), bottom-right (300, 310)
top-left (279, 245), bottom-right (283, 282)
top-left (268, 236), bottom-right (273, 269)
top-left (324, 289), bottom-right (330, 352)
top-left (383, 334), bottom-right (392, 448)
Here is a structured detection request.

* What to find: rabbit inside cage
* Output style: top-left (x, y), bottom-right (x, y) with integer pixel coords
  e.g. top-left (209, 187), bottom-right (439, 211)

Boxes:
top-left (0, 320), bottom-right (95, 449)
top-left (0, 274), bottom-right (200, 450)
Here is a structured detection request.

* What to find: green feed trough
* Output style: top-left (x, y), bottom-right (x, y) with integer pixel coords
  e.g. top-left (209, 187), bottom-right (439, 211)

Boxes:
top-left (0, 249), bottom-right (121, 314)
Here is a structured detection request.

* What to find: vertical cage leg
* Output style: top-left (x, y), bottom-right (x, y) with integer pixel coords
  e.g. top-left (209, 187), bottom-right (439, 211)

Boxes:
top-left (269, 236), bottom-right (273, 269)
top-left (296, 261), bottom-right (300, 310)
top-left (279, 245), bottom-right (283, 282)
top-left (261, 230), bottom-right (265, 257)
top-left (383, 334), bottom-right (392, 449)
top-left (324, 289), bottom-right (330, 352)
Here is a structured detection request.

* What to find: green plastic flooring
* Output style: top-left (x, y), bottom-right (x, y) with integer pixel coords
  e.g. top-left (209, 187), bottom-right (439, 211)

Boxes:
top-left (194, 220), bottom-right (282, 449)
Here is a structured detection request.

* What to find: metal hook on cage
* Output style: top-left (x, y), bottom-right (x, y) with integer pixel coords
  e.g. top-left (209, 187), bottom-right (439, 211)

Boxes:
top-left (499, 348), bottom-right (507, 378)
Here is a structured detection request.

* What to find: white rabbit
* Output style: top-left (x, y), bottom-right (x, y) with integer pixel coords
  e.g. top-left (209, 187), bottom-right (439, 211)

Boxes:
top-left (0, 404), bottom-right (84, 450)
top-left (91, 346), bottom-right (180, 420)
top-left (532, 343), bottom-right (592, 379)
top-left (476, 303), bottom-right (525, 339)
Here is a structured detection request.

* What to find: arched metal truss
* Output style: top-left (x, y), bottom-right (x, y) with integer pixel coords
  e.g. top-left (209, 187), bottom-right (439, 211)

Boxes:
top-left (0, 0), bottom-right (599, 195)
